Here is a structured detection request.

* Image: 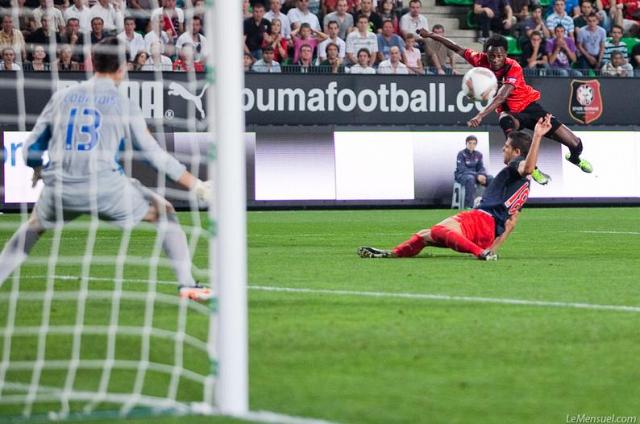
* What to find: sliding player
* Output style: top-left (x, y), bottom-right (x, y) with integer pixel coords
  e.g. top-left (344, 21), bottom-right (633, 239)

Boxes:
top-left (417, 30), bottom-right (592, 185)
top-left (0, 37), bottom-right (212, 301)
top-left (358, 115), bottom-right (552, 260)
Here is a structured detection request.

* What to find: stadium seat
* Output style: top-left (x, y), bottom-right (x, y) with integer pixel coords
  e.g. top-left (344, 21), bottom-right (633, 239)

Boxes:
top-left (621, 37), bottom-right (640, 55)
top-left (504, 35), bottom-right (522, 56)
top-left (443, 0), bottom-right (474, 5)
top-left (466, 10), bottom-right (478, 29)
top-left (538, 0), bottom-right (552, 6)
top-left (451, 182), bottom-right (466, 210)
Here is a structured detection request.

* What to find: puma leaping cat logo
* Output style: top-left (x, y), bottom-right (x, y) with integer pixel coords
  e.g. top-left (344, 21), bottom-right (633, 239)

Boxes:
top-left (168, 82), bottom-right (209, 119)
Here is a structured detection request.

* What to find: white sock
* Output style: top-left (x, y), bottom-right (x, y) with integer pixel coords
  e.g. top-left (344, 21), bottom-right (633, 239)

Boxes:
top-left (159, 213), bottom-right (196, 288)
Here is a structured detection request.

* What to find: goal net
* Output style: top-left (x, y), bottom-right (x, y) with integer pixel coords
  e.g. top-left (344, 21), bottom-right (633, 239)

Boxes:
top-left (0, 0), bottom-right (246, 420)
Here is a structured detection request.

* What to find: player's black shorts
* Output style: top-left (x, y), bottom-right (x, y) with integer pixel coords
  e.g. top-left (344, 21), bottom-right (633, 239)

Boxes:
top-left (509, 102), bottom-right (562, 135)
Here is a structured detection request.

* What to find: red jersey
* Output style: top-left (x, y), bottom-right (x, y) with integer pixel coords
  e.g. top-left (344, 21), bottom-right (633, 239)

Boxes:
top-left (463, 49), bottom-right (540, 113)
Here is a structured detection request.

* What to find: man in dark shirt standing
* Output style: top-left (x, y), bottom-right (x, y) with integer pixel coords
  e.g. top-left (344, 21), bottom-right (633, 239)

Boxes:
top-left (455, 135), bottom-right (493, 209)
top-left (358, 115), bottom-right (552, 261)
top-left (244, 2), bottom-right (271, 60)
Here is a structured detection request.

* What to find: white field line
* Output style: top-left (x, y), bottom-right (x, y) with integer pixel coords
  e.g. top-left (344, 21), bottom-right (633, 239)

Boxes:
top-left (580, 231), bottom-right (640, 235)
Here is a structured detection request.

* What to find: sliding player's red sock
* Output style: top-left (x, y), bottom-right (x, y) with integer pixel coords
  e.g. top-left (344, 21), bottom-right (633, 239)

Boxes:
top-left (392, 234), bottom-right (426, 257)
top-left (430, 225), bottom-right (484, 257)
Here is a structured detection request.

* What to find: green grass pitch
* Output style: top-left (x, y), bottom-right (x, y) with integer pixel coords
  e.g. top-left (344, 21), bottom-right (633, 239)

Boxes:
top-left (0, 207), bottom-right (639, 424)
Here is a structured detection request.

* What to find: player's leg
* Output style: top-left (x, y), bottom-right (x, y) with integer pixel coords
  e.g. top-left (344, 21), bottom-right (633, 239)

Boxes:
top-left (427, 215), bottom-right (487, 258)
top-left (0, 210), bottom-right (46, 286)
top-left (545, 124), bottom-right (593, 173)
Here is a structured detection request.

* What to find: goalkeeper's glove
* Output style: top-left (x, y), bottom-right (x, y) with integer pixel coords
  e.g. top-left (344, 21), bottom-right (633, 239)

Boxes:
top-left (193, 179), bottom-right (213, 203)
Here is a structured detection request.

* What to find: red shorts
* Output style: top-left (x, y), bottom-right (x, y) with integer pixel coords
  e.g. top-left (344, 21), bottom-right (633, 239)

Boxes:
top-left (453, 209), bottom-right (496, 249)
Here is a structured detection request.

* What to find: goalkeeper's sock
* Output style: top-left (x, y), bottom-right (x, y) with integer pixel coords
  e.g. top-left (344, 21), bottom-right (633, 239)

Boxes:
top-left (159, 212), bottom-right (197, 288)
top-left (430, 225), bottom-right (484, 257)
top-left (0, 223), bottom-right (42, 285)
top-left (392, 234), bottom-right (426, 257)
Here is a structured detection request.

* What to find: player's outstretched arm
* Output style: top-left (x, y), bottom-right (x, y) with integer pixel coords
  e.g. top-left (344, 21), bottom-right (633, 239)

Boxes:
top-left (488, 211), bottom-right (518, 254)
top-left (416, 28), bottom-right (465, 56)
top-left (467, 84), bottom-right (515, 127)
top-left (518, 114), bottom-right (552, 176)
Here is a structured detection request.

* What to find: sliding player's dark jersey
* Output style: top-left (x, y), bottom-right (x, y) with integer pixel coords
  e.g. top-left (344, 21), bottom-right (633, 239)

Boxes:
top-left (477, 157), bottom-right (530, 236)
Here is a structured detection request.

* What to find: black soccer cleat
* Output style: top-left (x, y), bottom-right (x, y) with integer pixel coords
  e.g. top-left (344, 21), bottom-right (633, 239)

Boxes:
top-left (478, 249), bottom-right (498, 261)
top-left (358, 246), bottom-right (391, 258)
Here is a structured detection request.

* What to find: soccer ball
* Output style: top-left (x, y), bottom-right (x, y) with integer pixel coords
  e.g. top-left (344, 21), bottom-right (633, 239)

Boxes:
top-left (462, 67), bottom-right (498, 102)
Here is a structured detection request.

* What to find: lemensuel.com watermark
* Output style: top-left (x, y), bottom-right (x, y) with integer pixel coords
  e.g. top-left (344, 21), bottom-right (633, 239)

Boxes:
top-left (566, 414), bottom-right (637, 423)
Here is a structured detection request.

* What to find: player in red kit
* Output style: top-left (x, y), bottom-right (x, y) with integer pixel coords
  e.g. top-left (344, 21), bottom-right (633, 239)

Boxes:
top-left (416, 30), bottom-right (593, 185)
top-left (358, 115), bottom-right (552, 261)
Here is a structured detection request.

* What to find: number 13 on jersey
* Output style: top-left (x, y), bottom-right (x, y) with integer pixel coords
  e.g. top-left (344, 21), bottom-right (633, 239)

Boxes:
top-left (65, 107), bottom-right (102, 151)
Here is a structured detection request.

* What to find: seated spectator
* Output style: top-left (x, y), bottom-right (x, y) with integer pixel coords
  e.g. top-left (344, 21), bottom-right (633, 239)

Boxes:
top-left (377, 44), bottom-right (409, 73)
top-left (26, 16), bottom-right (61, 61)
top-left (89, 0), bottom-right (124, 34)
top-left (176, 16), bottom-right (207, 62)
top-left (243, 51), bottom-right (255, 71)
top-left (265, 0), bottom-right (291, 39)
top-left (601, 50), bottom-right (633, 75)
top-left (128, 0), bottom-right (154, 35)
top-left (317, 20), bottom-right (346, 63)
top-left (145, 16), bottom-right (173, 58)
top-left (142, 41), bottom-right (173, 71)
top-left (292, 43), bottom-right (319, 72)
top-left (14, 0), bottom-right (37, 40)
top-left (242, 0), bottom-right (252, 19)
top-left (64, 0), bottom-right (91, 32)
top-left (546, 0), bottom-right (575, 38)
top-left (27, 44), bottom-right (49, 70)
top-left (473, 0), bottom-right (514, 43)
top-left (400, 0), bottom-right (429, 41)
top-left (244, 2), bottom-right (271, 60)
top-left (603, 24), bottom-right (628, 64)
top-left (606, 0), bottom-right (639, 36)
top-left (0, 15), bottom-right (26, 64)
top-left (323, 0), bottom-right (354, 40)
top-left (291, 22), bottom-right (327, 63)
top-left (60, 18), bottom-right (87, 63)
top-left (520, 30), bottom-right (549, 75)
top-left (319, 41), bottom-right (345, 73)
top-left (378, 0), bottom-right (400, 34)
top-left (52, 43), bottom-right (80, 70)
top-left (0, 46), bottom-right (20, 70)
top-left (252, 45), bottom-right (282, 72)
top-left (32, 0), bottom-right (65, 32)
top-left (377, 19), bottom-right (404, 63)
top-left (346, 14), bottom-right (378, 65)
top-left (89, 16), bottom-right (107, 45)
top-left (511, 0), bottom-right (534, 23)
top-left (403, 32), bottom-right (424, 74)
top-left (287, 0), bottom-right (321, 31)
top-left (576, 12), bottom-right (606, 70)
top-left (546, 24), bottom-right (582, 75)
top-left (262, 18), bottom-right (289, 63)
top-left (424, 24), bottom-right (455, 74)
top-left (150, 0), bottom-right (184, 41)
top-left (352, 0), bottom-right (383, 33)
top-left (454, 135), bottom-right (493, 209)
top-left (323, 0), bottom-right (359, 14)
top-left (118, 17), bottom-right (146, 61)
top-left (129, 50), bottom-right (149, 70)
top-left (172, 43), bottom-right (204, 72)
top-left (573, 0), bottom-right (596, 37)
top-left (516, 5), bottom-right (550, 42)
top-left (348, 47), bottom-right (376, 73)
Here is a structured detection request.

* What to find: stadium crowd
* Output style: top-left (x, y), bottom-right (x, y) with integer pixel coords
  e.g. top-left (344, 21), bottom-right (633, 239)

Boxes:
top-left (0, 0), bottom-right (638, 75)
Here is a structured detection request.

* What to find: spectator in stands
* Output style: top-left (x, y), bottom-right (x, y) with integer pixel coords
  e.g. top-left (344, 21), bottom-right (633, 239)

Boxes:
top-left (142, 41), bottom-right (173, 70)
top-left (244, 2), bottom-right (271, 60)
top-left (265, 0), bottom-right (291, 39)
top-left (454, 135), bottom-right (493, 209)
top-left (0, 15), bottom-right (26, 64)
top-left (128, 0), bottom-right (154, 36)
top-left (0, 46), bottom-right (20, 70)
top-left (317, 20), bottom-right (346, 63)
top-left (403, 32), bottom-right (424, 74)
top-left (346, 14), bottom-right (378, 65)
top-left (26, 16), bottom-right (61, 60)
top-left (173, 42), bottom-right (204, 72)
top-left (324, 0), bottom-right (354, 40)
top-left (129, 50), bottom-right (149, 70)
top-left (603, 24), bottom-right (628, 64)
top-left (33, 0), bottom-right (65, 32)
top-left (28, 44), bottom-right (49, 70)
top-left (243, 51), bottom-right (254, 71)
top-left (288, 0), bottom-right (321, 31)
top-left (352, 0), bottom-right (383, 33)
top-left (424, 24), bottom-right (455, 74)
top-left (473, 0), bottom-right (514, 43)
top-left (64, 0), bottom-right (91, 32)
top-left (546, 24), bottom-right (581, 75)
top-left (262, 18), bottom-right (289, 63)
top-left (606, 0), bottom-right (639, 37)
top-left (293, 43), bottom-right (318, 72)
top-left (378, 0), bottom-right (400, 34)
top-left (118, 17), bottom-right (145, 61)
top-left (176, 16), bottom-right (207, 62)
top-left (291, 22), bottom-right (327, 63)
top-left (631, 41), bottom-right (640, 75)
top-left (323, 0), bottom-right (359, 15)
top-left (601, 49), bottom-right (633, 75)
top-left (511, 0), bottom-right (533, 23)
top-left (546, 0), bottom-right (575, 38)
top-left (573, 0), bottom-right (596, 37)
top-left (377, 19), bottom-right (404, 62)
top-left (348, 47), bottom-right (376, 73)
top-left (151, 0), bottom-right (184, 41)
top-left (242, 0), bottom-right (252, 19)
top-left (145, 15), bottom-right (173, 58)
top-left (52, 43), bottom-right (80, 70)
top-left (319, 41), bottom-right (345, 72)
top-left (377, 44), bottom-right (409, 73)
top-left (252, 45), bottom-right (282, 72)
top-left (90, 0), bottom-right (123, 34)
top-left (13, 0), bottom-right (37, 40)
top-left (89, 16), bottom-right (107, 45)
top-left (60, 18), bottom-right (86, 62)
top-left (400, 0), bottom-right (429, 41)
top-left (520, 30), bottom-right (549, 75)
top-left (576, 12), bottom-right (606, 70)
top-left (518, 5), bottom-right (550, 40)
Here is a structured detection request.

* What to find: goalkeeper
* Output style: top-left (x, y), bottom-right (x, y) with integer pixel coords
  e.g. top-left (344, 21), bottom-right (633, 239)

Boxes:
top-left (0, 37), bottom-right (212, 301)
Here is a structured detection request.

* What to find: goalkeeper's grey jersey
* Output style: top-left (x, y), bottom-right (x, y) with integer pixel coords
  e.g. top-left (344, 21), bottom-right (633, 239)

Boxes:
top-left (23, 76), bottom-right (186, 183)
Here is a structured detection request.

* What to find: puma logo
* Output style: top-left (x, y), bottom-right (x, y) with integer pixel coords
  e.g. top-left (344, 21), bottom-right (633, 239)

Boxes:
top-left (168, 82), bottom-right (209, 119)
